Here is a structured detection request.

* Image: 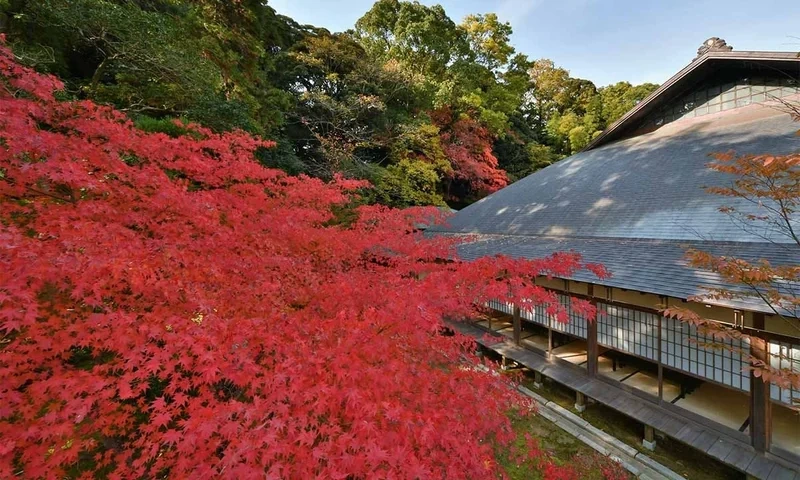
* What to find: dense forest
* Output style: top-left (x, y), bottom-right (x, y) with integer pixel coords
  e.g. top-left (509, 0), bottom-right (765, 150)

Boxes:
top-left (0, 0), bottom-right (658, 208)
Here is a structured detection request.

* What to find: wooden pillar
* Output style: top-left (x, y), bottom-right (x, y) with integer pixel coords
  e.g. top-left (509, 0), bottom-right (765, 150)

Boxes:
top-left (587, 320), bottom-right (598, 376)
top-left (575, 391), bottom-right (586, 413)
top-left (750, 313), bottom-right (771, 452)
top-left (587, 284), bottom-right (598, 377)
top-left (547, 326), bottom-right (553, 359)
top-left (513, 306), bottom-right (521, 346)
top-left (534, 370), bottom-right (543, 389)
top-left (643, 425), bottom-right (656, 451)
top-left (657, 308), bottom-right (664, 403)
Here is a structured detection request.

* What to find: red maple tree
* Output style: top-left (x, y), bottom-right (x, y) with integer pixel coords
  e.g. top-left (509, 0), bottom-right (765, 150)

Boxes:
top-left (432, 108), bottom-right (509, 200)
top-left (0, 38), bottom-right (608, 479)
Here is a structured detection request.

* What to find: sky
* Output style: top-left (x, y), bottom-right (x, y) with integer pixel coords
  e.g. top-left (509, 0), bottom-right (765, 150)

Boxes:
top-left (268, 0), bottom-right (800, 86)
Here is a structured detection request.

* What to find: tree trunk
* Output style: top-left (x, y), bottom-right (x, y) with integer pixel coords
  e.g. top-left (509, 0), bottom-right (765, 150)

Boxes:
top-left (90, 56), bottom-right (110, 95)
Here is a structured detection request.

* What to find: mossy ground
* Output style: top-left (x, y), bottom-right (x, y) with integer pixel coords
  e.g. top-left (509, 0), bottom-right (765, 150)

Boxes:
top-left (498, 409), bottom-right (628, 479)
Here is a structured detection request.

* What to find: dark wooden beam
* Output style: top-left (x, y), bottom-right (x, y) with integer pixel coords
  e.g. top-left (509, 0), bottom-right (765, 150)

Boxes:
top-left (753, 311), bottom-right (766, 330)
top-left (586, 283), bottom-right (598, 376)
top-left (750, 313), bottom-right (771, 452)
top-left (587, 320), bottom-right (598, 377)
top-left (657, 308), bottom-right (664, 403)
top-left (513, 306), bottom-right (521, 346)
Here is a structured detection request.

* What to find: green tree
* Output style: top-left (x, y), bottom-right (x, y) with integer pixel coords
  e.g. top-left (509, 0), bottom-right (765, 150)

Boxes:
top-left (599, 81), bottom-right (659, 126)
top-left (528, 59), bottom-right (578, 120)
top-left (374, 118), bottom-right (452, 206)
top-left (8, 0), bottom-right (220, 110)
top-left (0, 0), bottom-right (662, 205)
top-left (354, 1), bottom-right (524, 135)
top-left (494, 111), bottom-right (560, 182)
top-left (284, 30), bottom-right (422, 179)
top-left (354, 0), bottom-right (466, 80)
top-left (568, 125), bottom-right (590, 153)
top-left (375, 158), bottom-right (447, 207)
top-left (1, 0), bottom-right (303, 134)
top-left (461, 13), bottom-right (514, 72)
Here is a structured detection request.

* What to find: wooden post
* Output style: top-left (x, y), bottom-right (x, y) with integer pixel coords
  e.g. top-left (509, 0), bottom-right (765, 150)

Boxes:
top-left (513, 306), bottom-right (521, 345)
top-left (534, 370), bottom-right (543, 389)
top-left (643, 425), bottom-right (656, 451)
top-left (587, 284), bottom-right (598, 376)
top-left (657, 308), bottom-right (664, 403)
top-left (657, 298), bottom-right (665, 403)
top-left (575, 391), bottom-right (586, 413)
top-left (750, 313), bottom-right (771, 452)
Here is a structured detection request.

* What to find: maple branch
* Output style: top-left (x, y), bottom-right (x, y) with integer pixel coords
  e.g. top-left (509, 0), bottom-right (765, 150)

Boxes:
top-left (1, 177), bottom-right (77, 205)
top-left (718, 182), bottom-right (796, 244)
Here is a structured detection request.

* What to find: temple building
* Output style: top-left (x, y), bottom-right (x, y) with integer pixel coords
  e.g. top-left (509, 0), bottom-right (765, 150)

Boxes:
top-left (432, 38), bottom-right (800, 478)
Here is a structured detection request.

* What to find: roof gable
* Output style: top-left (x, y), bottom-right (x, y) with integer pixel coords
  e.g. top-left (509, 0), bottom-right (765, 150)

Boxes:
top-left (586, 48), bottom-right (800, 150)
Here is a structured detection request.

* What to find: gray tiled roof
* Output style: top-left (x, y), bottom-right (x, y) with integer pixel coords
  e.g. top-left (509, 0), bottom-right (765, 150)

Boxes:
top-left (438, 112), bottom-right (800, 243)
top-left (431, 110), bottom-right (800, 314)
top-left (452, 234), bottom-right (798, 314)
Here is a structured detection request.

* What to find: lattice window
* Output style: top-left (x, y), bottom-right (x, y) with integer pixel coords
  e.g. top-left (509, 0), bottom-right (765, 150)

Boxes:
top-left (642, 75), bottom-right (799, 129)
top-left (769, 340), bottom-right (800, 407)
top-left (597, 303), bottom-right (659, 361)
top-left (486, 300), bottom-right (514, 315)
top-left (660, 317), bottom-right (750, 391)
top-left (550, 294), bottom-right (587, 339)
top-left (520, 302), bottom-right (548, 326)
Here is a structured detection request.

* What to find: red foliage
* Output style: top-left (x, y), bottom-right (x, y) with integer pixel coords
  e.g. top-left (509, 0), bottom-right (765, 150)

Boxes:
top-left (0, 40), bottom-right (604, 479)
top-left (432, 108), bottom-right (508, 198)
top-left (0, 34), bottom-right (64, 101)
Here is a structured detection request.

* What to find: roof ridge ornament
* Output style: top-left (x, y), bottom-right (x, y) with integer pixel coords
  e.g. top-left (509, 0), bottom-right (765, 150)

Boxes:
top-left (695, 37), bottom-right (733, 59)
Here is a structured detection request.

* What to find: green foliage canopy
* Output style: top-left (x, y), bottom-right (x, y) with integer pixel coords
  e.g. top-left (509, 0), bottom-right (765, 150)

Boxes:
top-left (1, 0), bottom-right (659, 208)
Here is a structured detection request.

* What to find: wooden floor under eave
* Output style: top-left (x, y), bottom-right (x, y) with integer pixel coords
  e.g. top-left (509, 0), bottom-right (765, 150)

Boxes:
top-left (451, 321), bottom-right (800, 480)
